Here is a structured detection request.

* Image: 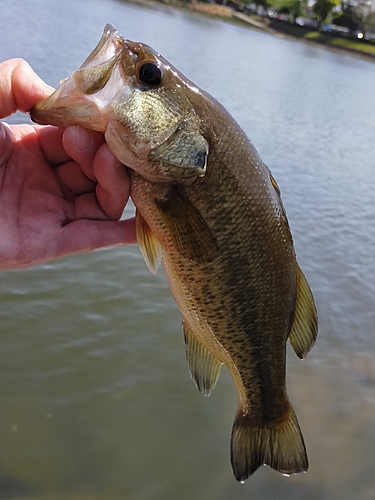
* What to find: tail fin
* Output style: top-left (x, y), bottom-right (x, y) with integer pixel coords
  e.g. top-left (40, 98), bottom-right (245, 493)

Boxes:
top-left (230, 403), bottom-right (308, 482)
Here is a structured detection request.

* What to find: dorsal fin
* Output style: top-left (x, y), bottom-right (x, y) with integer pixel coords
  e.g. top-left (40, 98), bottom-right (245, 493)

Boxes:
top-left (288, 263), bottom-right (318, 359)
top-left (135, 209), bottom-right (161, 275)
top-left (183, 321), bottom-right (222, 397)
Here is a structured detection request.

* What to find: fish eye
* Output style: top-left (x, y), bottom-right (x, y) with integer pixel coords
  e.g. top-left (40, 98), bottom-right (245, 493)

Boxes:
top-left (138, 62), bottom-right (163, 87)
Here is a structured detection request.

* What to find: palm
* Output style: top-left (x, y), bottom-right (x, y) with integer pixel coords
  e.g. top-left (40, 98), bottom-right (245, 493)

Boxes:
top-left (0, 123), bottom-right (135, 269)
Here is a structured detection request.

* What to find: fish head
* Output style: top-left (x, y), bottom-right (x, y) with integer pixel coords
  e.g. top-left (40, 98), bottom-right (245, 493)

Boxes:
top-left (30, 24), bottom-right (209, 182)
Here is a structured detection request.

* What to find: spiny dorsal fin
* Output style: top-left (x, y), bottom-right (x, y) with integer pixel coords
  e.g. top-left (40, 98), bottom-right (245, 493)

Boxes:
top-left (183, 321), bottom-right (222, 397)
top-left (231, 401), bottom-right (308, 482)
top-left (155, 185), bottom-right (219, 265)
top-left (135, 209), bottom-right (161, 276)
top-left (288, 263), bottom-right (318, 359)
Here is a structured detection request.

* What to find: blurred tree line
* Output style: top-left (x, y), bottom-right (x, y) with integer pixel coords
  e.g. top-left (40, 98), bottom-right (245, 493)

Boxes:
top-left (189, 0), bottom-right (375, 35)
top-left (312, 0), bottom-right (375, 33)
top-left (261, 0), bottom-right (374, 34)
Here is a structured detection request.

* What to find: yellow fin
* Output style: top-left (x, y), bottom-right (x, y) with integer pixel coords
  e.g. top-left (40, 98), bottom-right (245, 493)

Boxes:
top-left (183, 321), bottom-right (222, 397)
top-left (270, 173), bottom-right (281, 195)
top-left (135, 209), bottom-right (161, 276)
top-left (155, 185), bottom-right (219, 265)
top-left (269, 171), bottom-right (291, 230)
top-left (288, 263), bottom-right (318, 359)
top-left (231, 402), bottom-right (308, 482)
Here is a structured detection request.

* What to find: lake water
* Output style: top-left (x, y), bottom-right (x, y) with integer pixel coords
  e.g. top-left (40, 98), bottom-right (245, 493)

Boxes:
top-left (1, 0), bottom-right (375, 498)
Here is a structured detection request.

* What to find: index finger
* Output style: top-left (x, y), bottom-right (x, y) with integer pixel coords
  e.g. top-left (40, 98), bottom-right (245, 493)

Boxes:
top-left (0, 58), bottom-right (53, 119)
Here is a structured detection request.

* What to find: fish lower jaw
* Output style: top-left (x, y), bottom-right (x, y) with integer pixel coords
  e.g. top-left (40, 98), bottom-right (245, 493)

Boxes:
top-left (30, 100), bottom-right (108, 131)
top-left (29, 82), bottom-right (110, 131)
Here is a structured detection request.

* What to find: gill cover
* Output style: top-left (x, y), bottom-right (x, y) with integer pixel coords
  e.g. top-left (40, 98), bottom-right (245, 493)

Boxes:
top-left (149, 119), bottom-right (208, 177)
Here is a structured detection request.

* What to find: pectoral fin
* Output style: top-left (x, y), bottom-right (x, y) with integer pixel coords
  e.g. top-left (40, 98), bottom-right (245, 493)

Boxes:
top-left (288, 263), bottom-right (318, 359)
top-left (135, 210), bottom-right (161, 275)
top-left (155, 185), bottom-right (219, 265)
top-left (183, 321), bottom-right (222, 397)
top-left (150, 120), bottom-right (208, 178)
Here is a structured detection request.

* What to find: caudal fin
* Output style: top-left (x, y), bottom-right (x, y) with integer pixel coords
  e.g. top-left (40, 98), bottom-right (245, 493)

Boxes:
top-left (230, 403), bottom-right (308, 482)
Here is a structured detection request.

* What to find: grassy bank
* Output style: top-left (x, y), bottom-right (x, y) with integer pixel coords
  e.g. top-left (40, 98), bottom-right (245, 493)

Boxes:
top-left (267, 19), bottom-right (375, 58)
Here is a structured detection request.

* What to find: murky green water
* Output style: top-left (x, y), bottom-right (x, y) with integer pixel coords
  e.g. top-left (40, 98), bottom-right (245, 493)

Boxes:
top-left (1, 0), bottom-right (375, 498)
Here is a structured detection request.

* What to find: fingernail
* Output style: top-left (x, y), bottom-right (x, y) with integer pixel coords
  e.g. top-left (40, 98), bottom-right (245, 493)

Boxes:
top-left (75, 125), bottom-right (93, 152)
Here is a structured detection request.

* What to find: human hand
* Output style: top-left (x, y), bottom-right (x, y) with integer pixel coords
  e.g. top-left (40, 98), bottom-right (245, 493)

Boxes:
top-left (0, 58), bottom-right (136, 270)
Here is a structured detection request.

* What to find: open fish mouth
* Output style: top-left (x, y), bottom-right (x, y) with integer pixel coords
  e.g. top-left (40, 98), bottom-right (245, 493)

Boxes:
top-left (30, 24), bottom-right (129, 131)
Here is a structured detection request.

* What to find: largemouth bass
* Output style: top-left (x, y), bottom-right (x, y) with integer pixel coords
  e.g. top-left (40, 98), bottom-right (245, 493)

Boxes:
top-left (30, 24), bottom-right (318, 482)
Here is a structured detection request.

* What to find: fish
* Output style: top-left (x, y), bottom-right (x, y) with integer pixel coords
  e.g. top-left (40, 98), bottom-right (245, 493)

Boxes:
top-left (30, 24), bottom-right (318, 482)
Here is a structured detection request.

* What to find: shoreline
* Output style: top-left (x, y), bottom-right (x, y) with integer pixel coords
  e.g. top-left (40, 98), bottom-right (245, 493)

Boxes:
top-left (123, 0), bottom-right (375, 63)
top-left (244, 15), bottom-right (375, 63)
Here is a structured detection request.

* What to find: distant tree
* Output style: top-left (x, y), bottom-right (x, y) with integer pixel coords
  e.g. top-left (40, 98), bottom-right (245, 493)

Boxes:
top-left (288, 0), bottom-right (307, 21)
top-left (268, 0), bottom-right (307, 20)
top-left (250, 0), bottom-right (269, 9)
top-left (353, 0), bottom-right (375, 36)
top-left (333, 1), bottom-right (360, 32)
top-left (313, 0), bottom-right (339, 28)
top-left (333, 0), bottom-right (375, 35)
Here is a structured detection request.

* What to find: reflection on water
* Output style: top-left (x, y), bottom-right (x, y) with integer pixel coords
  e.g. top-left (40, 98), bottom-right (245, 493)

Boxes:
top-left (1, 0), bottom-right (375, 498)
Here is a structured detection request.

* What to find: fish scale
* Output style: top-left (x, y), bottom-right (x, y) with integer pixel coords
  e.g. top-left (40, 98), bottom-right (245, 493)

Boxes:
top-left (30, 23), bottom-right (318, 482)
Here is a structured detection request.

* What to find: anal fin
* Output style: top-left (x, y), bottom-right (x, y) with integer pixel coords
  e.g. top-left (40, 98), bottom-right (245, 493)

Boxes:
top-left (231, 402), bottom-right (308, 482)
top-left (288, 263), bottom-right (318, 359)
top-left (183, 321), bottom-right (222, 397)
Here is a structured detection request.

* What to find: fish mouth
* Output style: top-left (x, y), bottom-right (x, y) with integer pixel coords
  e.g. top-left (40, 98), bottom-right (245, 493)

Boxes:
top-left (29, 24), bottom-right (128, 131)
